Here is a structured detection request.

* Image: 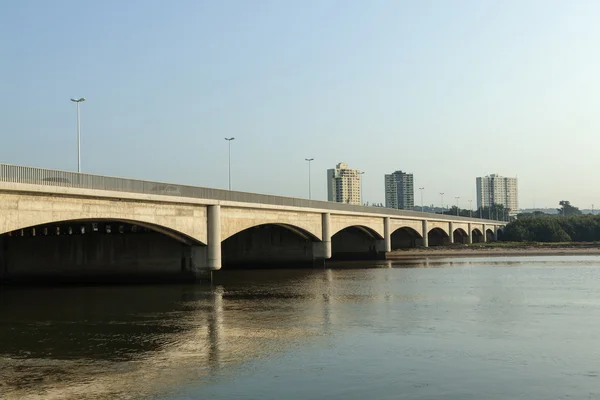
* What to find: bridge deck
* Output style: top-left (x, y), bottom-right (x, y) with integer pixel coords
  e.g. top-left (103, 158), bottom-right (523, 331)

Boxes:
top-left (0, 163), bottom-right (502, 224)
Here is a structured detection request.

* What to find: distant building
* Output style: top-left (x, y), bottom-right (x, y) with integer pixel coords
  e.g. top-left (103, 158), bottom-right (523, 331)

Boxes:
top-left (327, 162), bottom-right (361, 205)
top-left (384, 170), bottom-right (414, 209)
top-left (476, 174), bottom-right (518, 215)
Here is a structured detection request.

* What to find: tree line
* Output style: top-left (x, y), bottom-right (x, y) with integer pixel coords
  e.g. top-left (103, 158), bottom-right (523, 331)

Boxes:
top-left (503, 201), bottom-right (599, 242)
top-left (438, 204), bottom-right (511, 221)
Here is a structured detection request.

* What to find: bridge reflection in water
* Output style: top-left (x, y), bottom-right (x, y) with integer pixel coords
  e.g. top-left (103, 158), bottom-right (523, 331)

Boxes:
top-left (0, 268), bottom-right (375, 399)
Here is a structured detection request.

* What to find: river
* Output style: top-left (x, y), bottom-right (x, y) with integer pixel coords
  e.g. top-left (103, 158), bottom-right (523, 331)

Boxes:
top-left (2, 255), bottom-right (600, 399)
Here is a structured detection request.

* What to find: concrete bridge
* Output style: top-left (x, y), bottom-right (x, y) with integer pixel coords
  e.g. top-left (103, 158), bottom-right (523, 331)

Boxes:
top-left (0, 164), bottom-right (505, 283)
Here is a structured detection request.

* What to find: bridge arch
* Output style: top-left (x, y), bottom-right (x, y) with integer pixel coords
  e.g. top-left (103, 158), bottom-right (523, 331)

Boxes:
top-left (391, 226), bottom-right (422, 249)
top-left (428, 227), bottom-right (449, 247)
top-left (472, 228), bottom-right (484, 243)
top-left (497, 227), bottom-right (504, 241)
top-left (486, 228), bottom-right (495, 242)
top-left (453, 228), bottom-right (469, 244)
top-left (221, 223), bottom-right (319, 269)
top-left (331, 225), bottom-right (383, 259)
top-left (0, 218), bottom-right (206, 283)
top-left (330, 216), bottom-right (384, 239)
top-left (219, 209), bottom-right (322, 242)
top-left (2, 218), bottom-right (204, 245)
top-left (0, 192), bottom-right (207, 244)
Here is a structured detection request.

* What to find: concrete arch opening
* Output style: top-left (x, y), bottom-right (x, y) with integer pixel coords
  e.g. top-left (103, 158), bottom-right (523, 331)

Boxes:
top-left (0, 219), bottom-right (206, 284)
top-left (472, 228), bottom-right (485, 243)
top-left (331, 226), bottom-right (383, 260)
top-left (428, 227), bottom-right (450, 247)
top-left (391, 227), bottom-right (422, 249)
top-left (453, 228), bottom-right (469, 245)
top-left (486, 229), bottom-right (495, 242)
top-left (497, 228), bottom-right (504, 241)
top-left (221, 223), bottom-right (320, 269)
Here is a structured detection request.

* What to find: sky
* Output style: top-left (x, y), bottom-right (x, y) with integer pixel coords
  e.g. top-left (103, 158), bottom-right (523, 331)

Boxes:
top-left (1, 0), bottom-right (600, 210)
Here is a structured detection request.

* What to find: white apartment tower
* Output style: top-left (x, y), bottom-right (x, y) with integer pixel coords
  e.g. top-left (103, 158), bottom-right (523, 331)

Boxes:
top-left (476, 174), bottom-right (518, 215)
top-left (327, 162), bottom-right (361, 205)
top-left (385, 171), bottom-right (414, 209)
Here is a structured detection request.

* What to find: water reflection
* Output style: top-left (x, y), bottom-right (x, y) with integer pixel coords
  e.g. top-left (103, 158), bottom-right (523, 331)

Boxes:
top-left (0, 270), bottom-right (341, 399)
top-left (3, 257), bottom-right (600, 399)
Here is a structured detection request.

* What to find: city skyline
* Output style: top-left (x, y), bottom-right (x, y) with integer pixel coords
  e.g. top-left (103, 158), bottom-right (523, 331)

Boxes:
top-left (2, 2), bottom-right (600, 209)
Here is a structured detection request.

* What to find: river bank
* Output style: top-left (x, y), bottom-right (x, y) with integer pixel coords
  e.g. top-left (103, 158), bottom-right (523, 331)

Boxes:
top-left (386, 242), bottom-right (600, 259)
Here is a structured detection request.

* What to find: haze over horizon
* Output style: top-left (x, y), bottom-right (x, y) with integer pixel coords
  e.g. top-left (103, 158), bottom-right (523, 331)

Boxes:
top-left (1, 1), bottom-right (598, 210)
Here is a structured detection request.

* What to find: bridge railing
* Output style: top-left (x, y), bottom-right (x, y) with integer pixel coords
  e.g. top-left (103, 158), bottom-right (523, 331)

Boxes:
top-left (0, 163), bottom-right (502, 223)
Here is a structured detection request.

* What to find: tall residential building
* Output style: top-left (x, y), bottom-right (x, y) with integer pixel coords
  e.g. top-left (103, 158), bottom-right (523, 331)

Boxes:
top-left (476, 174), bottom-right (518, 215)
top-left (384, 170), bottom-right (414, 209)
top-left (327, 162), bottom-right (361, 205)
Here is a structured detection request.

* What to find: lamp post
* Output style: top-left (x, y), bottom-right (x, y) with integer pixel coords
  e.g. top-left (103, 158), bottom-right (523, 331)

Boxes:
top-left (224, 137), bottom-right (235, 190)
top-left (419, 187), bottom-right (425, 212)
top-left (70, 97), bottom-right (86, 173)
top-left (439, 192), bottom-right (444, 215)
top-left (468, 199), bottom-right (472, 218)
top-left (305, 158), bottom-right (314, 199)
top-left (455, 196), bottom-right (460, 216)
top-left (359, 172), bottom-right (365, 205)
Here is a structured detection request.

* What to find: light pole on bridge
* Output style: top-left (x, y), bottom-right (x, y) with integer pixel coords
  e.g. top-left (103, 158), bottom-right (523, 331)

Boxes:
top-left (419, 187), bottom-right (425, 212)
top-left (70, 97), bottom-right (86, 173)
top-left (225, 137), bottom-right (235, 190)
top-left (359, 172), bottom-right (365, 205)
top-left (468, 199), bottom-right (472, 218)
top-left (455, 196), bottom-right (460, 216)
top-left (305, 158), bottom-right (314, 199)
top-left (439, 192), bottom-right (444, 215)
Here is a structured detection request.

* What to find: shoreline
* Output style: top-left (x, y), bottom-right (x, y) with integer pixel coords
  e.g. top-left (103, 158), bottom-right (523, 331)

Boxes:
top-left (385, 245), bottom-right (600, 259)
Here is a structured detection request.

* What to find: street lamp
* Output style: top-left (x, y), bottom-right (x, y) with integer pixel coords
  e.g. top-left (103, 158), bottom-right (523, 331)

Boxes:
top-left (455, 196), bottom-right (460, 216)
top-left (224, 137), bottom-right (235, 190)
top-left (439, 192), bottom-right (444, 215)
top-left (70, 97), bottom-right (86, 173)
top-left (419, 187), bottom-right (425, 212)
top-left (468, 199), bottom-right (472, 218)
top-left (305, 158), bottom-right (314, 199)
top-left (359, 172), bottom-right (365, 205)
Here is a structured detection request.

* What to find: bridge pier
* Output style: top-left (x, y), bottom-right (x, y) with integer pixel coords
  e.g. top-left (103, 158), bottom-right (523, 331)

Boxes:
top-left (449, 222), bottom-right (454, 244)
top-left (312, 213), bottom-right (331, 261)
top-left (468, 223), bottom-right (473, 244)
top-left (383, 217), bottom-right (391, 252)
top-left (207, 205), bottom-right (221, 271)
top-left (421, 220), bottom-right (429, 248)
top-left (376, 217), bottom-right (391, 254)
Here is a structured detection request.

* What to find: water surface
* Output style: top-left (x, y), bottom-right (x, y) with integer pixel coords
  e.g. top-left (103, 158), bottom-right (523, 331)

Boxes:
top-left (2, 255), bottom-right (600, 399)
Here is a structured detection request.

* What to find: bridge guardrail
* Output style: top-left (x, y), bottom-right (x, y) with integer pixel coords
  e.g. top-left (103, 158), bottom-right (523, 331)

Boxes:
top-left (0, 163), bottom-right (503, 224)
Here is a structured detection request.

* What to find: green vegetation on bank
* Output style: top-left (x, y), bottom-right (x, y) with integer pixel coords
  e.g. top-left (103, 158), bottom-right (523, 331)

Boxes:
top-left (468, 241), bottom-right (600, 248)
top-left (503, 214), bottom-right (600, 242)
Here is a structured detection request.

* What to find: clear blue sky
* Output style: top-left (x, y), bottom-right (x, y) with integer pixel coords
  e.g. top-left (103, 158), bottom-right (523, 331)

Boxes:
top-left (2, 1), bottom-right (599, 210)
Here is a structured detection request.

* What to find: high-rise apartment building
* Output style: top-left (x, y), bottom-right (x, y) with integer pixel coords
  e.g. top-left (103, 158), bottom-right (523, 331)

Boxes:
top-left (384, 170), bottom-right (414, 209)
top-left (476, 174), bottom-right (518, 215)
top-left (327, 162), bottom-right (361, 205)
